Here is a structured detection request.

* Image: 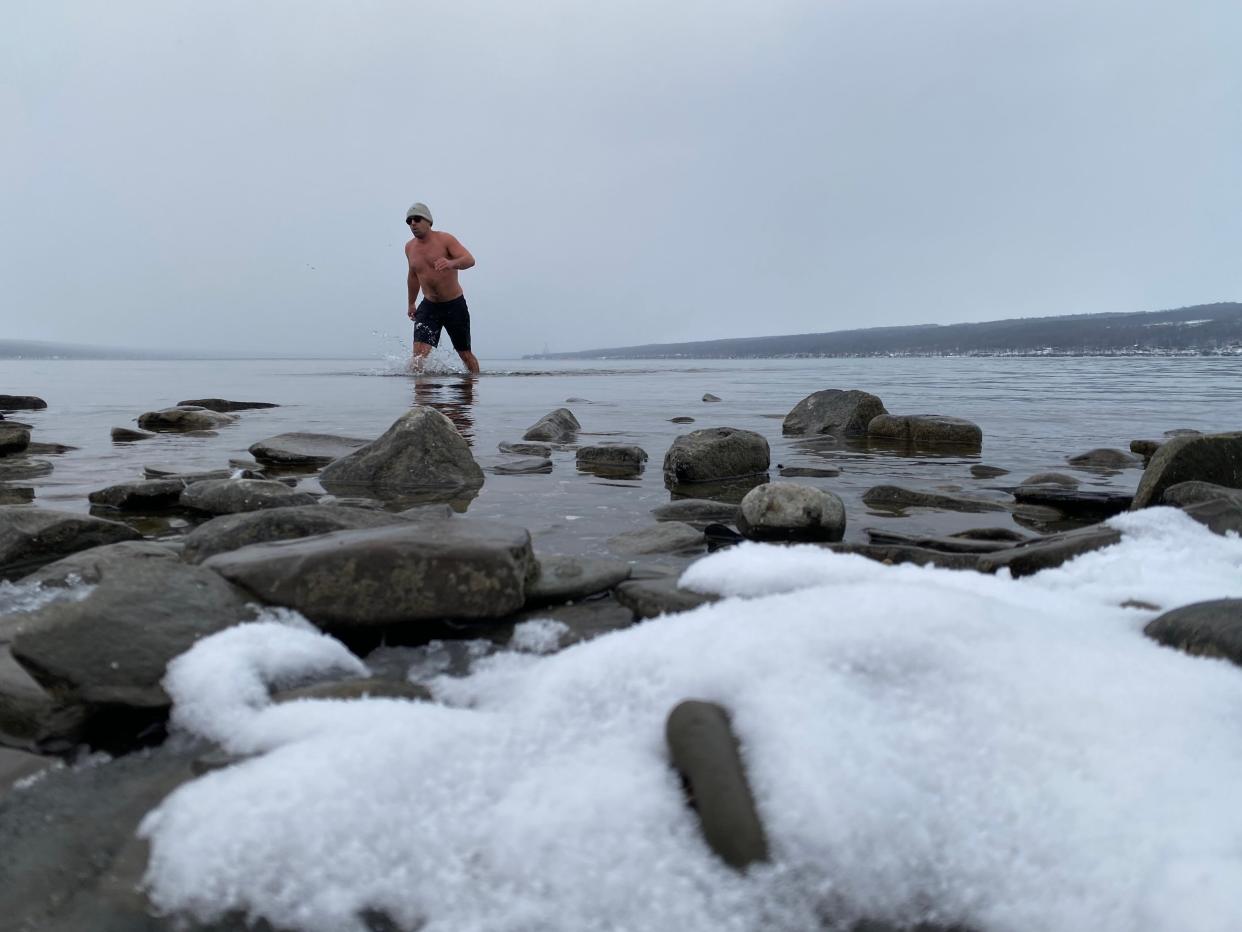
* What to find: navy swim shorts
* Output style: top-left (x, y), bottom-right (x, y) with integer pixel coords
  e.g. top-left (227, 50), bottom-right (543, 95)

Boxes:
top-left (413, 295), bottom-right (471, 352)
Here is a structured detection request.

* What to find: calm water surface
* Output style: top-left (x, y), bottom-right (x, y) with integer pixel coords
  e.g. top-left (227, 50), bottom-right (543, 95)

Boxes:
top-left (3, 355), bottom-right (1240, 555)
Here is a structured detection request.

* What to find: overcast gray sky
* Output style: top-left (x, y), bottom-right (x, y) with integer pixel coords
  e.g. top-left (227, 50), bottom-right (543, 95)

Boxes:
top-left (3, 0), bottom-right (1239, 357)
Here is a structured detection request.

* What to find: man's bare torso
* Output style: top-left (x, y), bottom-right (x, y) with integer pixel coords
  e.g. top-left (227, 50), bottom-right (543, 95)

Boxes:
top-left (406, 231), bottom-right (464, 302)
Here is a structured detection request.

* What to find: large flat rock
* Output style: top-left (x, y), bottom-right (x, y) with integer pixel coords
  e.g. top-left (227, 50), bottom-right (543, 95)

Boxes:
top-left (177, 398), bottom-right (279, 412)
top-left (249, 432), bottom-right (371, 467)
top-left (0, 507), bottom-right (142, 580)
top-left (204, 520), bottom-right (536, 627)
top-left (11, 560), bottom-right (258, 707)
top-left (182, 504), bottom-right (414, 564)
top-left (180, 478), bottom-right (317, 515)
top-left (319, 407), bottom-right (484, 491)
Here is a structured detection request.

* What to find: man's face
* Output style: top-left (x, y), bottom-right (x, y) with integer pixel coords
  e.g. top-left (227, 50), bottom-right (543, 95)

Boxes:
top-left (407, 216), bottom-right (430, 238)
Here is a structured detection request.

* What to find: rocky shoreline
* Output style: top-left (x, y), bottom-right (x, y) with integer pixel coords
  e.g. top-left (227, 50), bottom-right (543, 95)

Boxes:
top-left (2, 387), bottom-right (1241, 931)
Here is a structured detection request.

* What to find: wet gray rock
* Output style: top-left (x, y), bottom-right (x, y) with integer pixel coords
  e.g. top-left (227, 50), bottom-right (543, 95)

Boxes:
top-left (143, 465), bottom-right (232, 482)
top-left (205, 519), bottom-right (535, 627)
top-left (663, 427), bottom-right (769, 486)
top-left (109, 426), bottom-right (155, 442)
top-left (0, 743), bottom-right (202, 932)
top-left (782, 389), bottom-right (887, 436)
top-left (505, 598), bottom-right (638, 647)
top-left (490, 456), bottom-right (553, 475)
top-left (250, 431), bottom-right (371, 467)
top-left (177, 398), bottom-right (279, 412)
top-left (319, 407), bottom-right (484, 492)
top-left (651, 499), bottom-right (741, 525)
top-left (26, 441), bottom-right (76, 456)
top-left (498, 440), bottom-right (551, 457)
top-left (778, 466), bottom-right (840, 478)
top-left (180, 478), bottom-right (317, 515)
top-left (136, 407), bottom-right (238, 432)
top-left (0, 457), bottom-right (52, 481)
top-left (669, 416), bottom-right (695, 424)
top-left (737, 482), bottom-right (846, 542)
top-left (949, 527), bottom-right (1030, 542)
top-left (1132, 432), bottom-right (1242, 510)
top-left (1161, 481), bottom-right (1242, 509)
top-left (863, 528), bottom-right (1017, 554)
top-left (1011, 486), bottom-right (1133, 519)
top-left (976, 524), bottom-right (1123, 577)
top-left (0, 423), bottom-right (31, 456)
top-left (577, 445), bottom-right (648, 470)
top-left (0, 746), bottom-right (55, 789)
top-left (1130, 439), bottom-right (1162, 459)
top-left (0, 507), bottom-right (141, 580)
top-left (182, 504), bottom-right (414, 564)
top-left (614, 577), bottom-right (718, 618)
top-left (702, 393), bottom-right (722, 402)
top-left (1019, 472), bottom-right (1078, 488)
top-left (862, 485), bottom-right (1008, 514)
top-left (22, 541), bottom-right (181, 587)
top-left (970, 465), bottom-right (1010, 479)
top-left (89, 479), bottom-right (187, 511)
top-left (666, 700), bottom-right (768, 870)
top-left (525, 554), bottom-right (632, 607)
top-left (609, 522), bottom-right (705, 556)
top-left (1144, 599), bottom-right (1242, 667)
top-left (0, 395), bottom-right (47, 411)
top-left (11, 560), bottom-right (257, 707)
top-left (272, 677), bottom-right (431, 704)
top-left (1066, 447), bottom-right (1142, 470)
top-left (0, 647), bottom-right (89, 752)
top-left (824, 541), bottom-right (982, 570)
top-left (522, 407), bottom-right (581, 443)
top-left (867, 414), bottom-right (982, 448)
top-left (0, 487), bottom-right (34, 506)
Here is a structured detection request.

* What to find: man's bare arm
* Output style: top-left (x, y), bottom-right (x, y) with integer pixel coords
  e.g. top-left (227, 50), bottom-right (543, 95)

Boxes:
top-left (433, 235), bottom-right (475, 272)
top-left (407, 266), bottom-right (420, 320)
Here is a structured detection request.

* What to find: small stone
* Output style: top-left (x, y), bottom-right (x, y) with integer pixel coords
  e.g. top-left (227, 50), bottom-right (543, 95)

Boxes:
top-left (0, 396), bottom-right (47, 411)
top-left (491, 457), bottom-right (553, 475)
top-left (110, 427), bottom-right (155, 442)
top-left (702, 393), bottom-right (722, 402)
top-left (1144, 599), bottom-right (1242, 667)
top-left (609, 522), bottom-right (705, 556)
top-left (1066, 448), bottom-right (1142, 470)
top-left (177, 398), bottom-right (279, 412)
top-left (136, 407), bottom-right (238, 432)
top-left (970, 465), bottom-right (1010, 479)
top-left (737, 483), bottom-right (846, 542)
top-left (498, 441), bottom-right (552, 457)
top-left (522, 408), bottom-right (580, 443)
top-left (250, 432), bottom-right (371, 467)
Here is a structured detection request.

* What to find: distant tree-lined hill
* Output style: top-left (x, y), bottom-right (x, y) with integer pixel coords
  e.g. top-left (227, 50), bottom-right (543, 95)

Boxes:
top-left (529, 302), bottom-right (1242, 359)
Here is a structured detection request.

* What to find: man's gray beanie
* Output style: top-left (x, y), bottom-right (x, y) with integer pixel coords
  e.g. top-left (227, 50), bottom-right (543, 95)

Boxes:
top-left (405, 202), bottom-right (433, 224)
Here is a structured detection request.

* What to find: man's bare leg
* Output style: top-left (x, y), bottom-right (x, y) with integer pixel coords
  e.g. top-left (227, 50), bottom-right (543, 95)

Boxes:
top-left (411, 341), bottom-right (434, 373)
top-left (457, 350), bottom-right (481, 375)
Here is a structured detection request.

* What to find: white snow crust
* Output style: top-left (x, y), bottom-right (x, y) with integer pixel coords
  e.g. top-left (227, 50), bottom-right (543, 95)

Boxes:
top-left (140, 508), bottom-right (1242, 932)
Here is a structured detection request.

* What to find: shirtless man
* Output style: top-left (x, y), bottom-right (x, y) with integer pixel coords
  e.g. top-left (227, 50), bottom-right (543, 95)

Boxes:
top-left (404, 202), bottom-right (479, 374)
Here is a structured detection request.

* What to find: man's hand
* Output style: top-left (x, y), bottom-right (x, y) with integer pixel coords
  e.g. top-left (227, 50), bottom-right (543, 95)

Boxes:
top-left (433, 257), bottom-right (455, 272)
top-left (407, 304), bottom-right (418, 321)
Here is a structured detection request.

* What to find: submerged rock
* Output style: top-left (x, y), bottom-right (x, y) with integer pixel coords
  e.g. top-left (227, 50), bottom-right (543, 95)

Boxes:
top-left (1019, 472), bottom-right (1078, 488)
top-left (522, 408), bottom-right (581, 443)
top-left (319, 407), bottom-right (484, 491)
top-left (204, 519), bottom-right (535, 627)
top-left (702, 393), bottom-right (722, 403)
top-left (863, 528), bottom-right (1017, 554)
top-left (0, 507), bottom-right (141, 580)
top-left (651, 499), bottom-right (741, 525)
top-left (525, 554), bottom-right (632, 607)
top-left (663, 428), bottom-right (769, 486)
top-left (180, 478), bottom-right (317, 515)
top-left (177, 398), bottom-right (279, 412)
top-left (609, 522), bottom-right (705, 556)
top-left (136, 407), bottom-right (238, 432)
top-left (782, 389), bottom-right (886, 436)
top-left (0, 458), bottom-right (51, 482)
top-left (88, 479), bottom-right (187, 511)
top-left (0, 424), bottom-right (31, 456)
top-left (498, 440), bottom-right (552, 457)
top-left (182, 503), bottom-right (413, 564)
top-left (250, 432), bottom-right (371, 468)
top-left (862, 485), bottom-right (1008, 514)
top-left (1066, 448), bottom-right (1142, 470)
top-left (737, 483), bottom-right (846, 542)
top-left (1131, 432), bottom-right (1242, 510)
top-left (867, 414), bottom-right (982, 448)
top-left (1011, 486), bottom-right (1133, 519)
top-left (970, 465), bottom-right (1010, 479)
top-left (778, 466), bottom-right (840, 478)
top-left (576, 445), bottom-right (648, 470)
top-left (490, 456), bottom-right (553, 475)
top-left (109, 426), bottom-right (155, 442)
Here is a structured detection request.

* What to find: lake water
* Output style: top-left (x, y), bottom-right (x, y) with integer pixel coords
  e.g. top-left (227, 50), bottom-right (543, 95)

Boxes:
top-left (3, 354), bottom-right (1240, 557)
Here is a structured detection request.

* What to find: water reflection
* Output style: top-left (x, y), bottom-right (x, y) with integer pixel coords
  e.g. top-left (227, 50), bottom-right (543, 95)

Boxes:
top-left (412, 376), bottom-right (476, 445)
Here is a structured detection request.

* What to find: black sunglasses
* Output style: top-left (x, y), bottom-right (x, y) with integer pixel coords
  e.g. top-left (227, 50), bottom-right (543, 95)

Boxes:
top-left (407, 216), bottom-right (427, 225)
